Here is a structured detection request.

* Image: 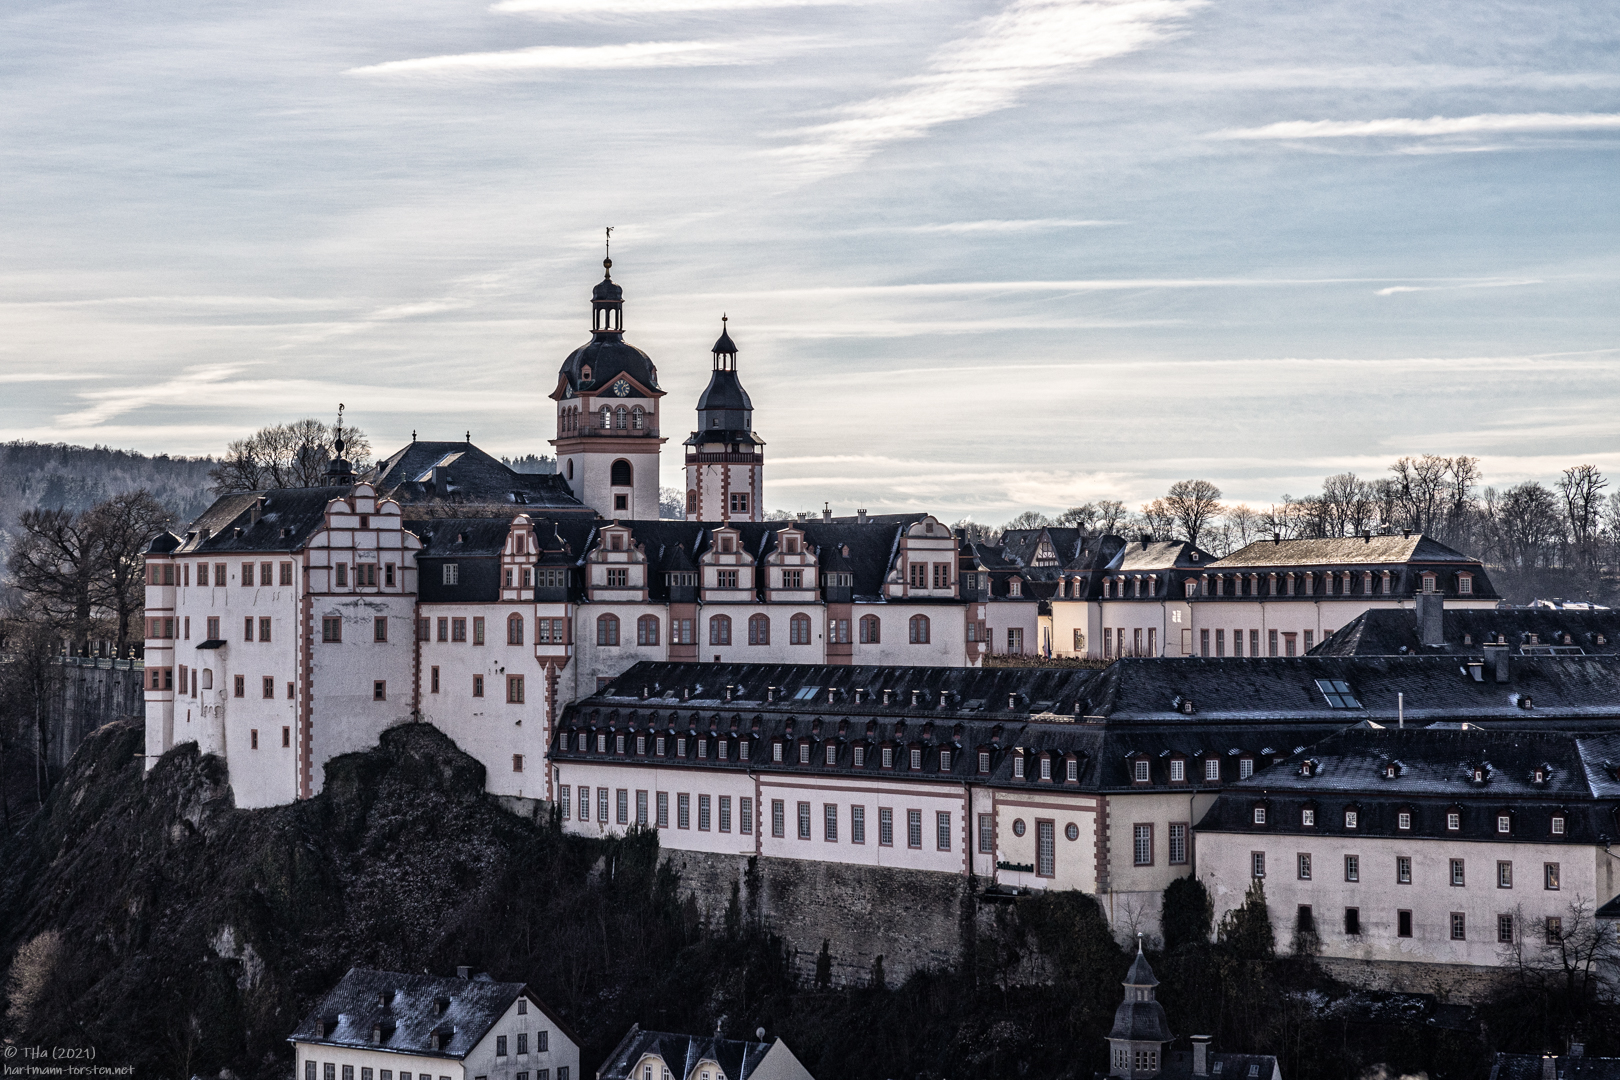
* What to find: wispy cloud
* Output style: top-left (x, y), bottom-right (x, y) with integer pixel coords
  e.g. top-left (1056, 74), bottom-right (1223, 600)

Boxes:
top-left (0, 372), bottom-right (109, 384)
top-left (1213, 112), bottom-right (1620, 140)
top-left (776, 0), bottom-right (1205, 178)
top-left (896, 218), bottom-right (1122, 233)
top-left (346, 38), bottom-right (798, 77)
top-left (1375, 279), bottom-right (1542, 296)
top-left (493, 0), bottom-right (870, 12)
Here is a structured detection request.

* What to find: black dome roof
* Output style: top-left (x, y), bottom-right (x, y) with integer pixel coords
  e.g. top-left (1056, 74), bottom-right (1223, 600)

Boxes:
top-left (593, 277), bottom-right (623, 303)
top-left (696, 369), bottom-right (752, 413)
top-left (561, 337), bottom-right (658, 393)
top-left (712, 326), bottom-right (737, 354)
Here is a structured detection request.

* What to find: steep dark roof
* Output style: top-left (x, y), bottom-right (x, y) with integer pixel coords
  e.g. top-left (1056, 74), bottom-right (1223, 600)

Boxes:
top-left (288, 968), bottom-right (526, 1060)
top-left (176, 486), bottom-right (353, 554)
top-left (410, 518), bottom-right (515, 558)
top-left (695, 369), bottom-right (754, 414)
top-left (1316, 608), bottom-right (1620, 657)
top-left (1123, 946), bottom-right (1158, 987)
top-left (598, 1025), bottom-right (775, 1080)
top-left (1077, 655), bottom-right (1620, 727)
top-left (370, 441), bottom-right (587, 514)
top-left (1211, 533), bottom-right (1479, 568)
top-left (1491, 1054), bottom-right (1620, 1080)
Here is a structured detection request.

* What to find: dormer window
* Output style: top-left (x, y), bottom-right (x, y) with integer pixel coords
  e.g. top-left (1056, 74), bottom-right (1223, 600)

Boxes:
top-left (1496, 814), bottom-right (1511, 835)
top-left (1301, 807), bottom-right (1315, 826)
top-left (1253, 806), bottom-right (1267, 825)
top-left (1204, 757), bottom-right (1220, 782)
top-left (1066, 757), bottom-right (1078, 782)
top-left (1169, 758), bottom-right (1186, 782)
top-left (1420, 573), bottom-right (1437, 593)
top-left (1397, 810), bottom-right (1412, 830)
top-left (720, 535), bottom-right (734, 554)
top-left (1039, 756), bottom-right (1052, 781)
top-left (882, 746), bottom-right (895, 769)
top-left (1013, 752), bottom-right (1025, 779)
top-left (978, 750), bottom-right (991, 773)
top-left (1384, 762), bottom-right (1401, 779)
top-left (1551, 814), bottom-right (1566, 836)
top-left (1447, 810), bottom-right (1461, 831)
top-left (1344, 809), bottom-right (1358, 829)
top-left (772, 741), bottom-right (783, 763)
top-left (1239, 757), bottom-right (1254, 779)
top-left (1008, 579), bottom-right (1022, 598)
top-left (1458, 573), bottom-right (1473, 595)
top-left (1132, 759), bottom-right (1150, 783)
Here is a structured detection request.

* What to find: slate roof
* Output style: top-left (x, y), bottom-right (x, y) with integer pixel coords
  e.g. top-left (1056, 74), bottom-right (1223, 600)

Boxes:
top-left (1112, 538), bottom-right (1211, 572)
top-left (410, 518), bottom-right (519, 558)
top-left (1197, 727), bottom-right (1620, 843)
top-left (1156, 1052), bottom-right (1280, 1080)
top-left (173, 486), bottom-right (354, 554)
top-left (370, 441), bottom-right (587, 514)
top-left (1315, 608), bottom-right (1620, 657)
top-left (1491, 1054), bottom-right (1620, 1080)
top-left (287, 967), bottom-right (544, 1060)
top-left (598, 1024), bottom-right (775, 1080)
top-left (1210, 534), bottom-right (1478, 568)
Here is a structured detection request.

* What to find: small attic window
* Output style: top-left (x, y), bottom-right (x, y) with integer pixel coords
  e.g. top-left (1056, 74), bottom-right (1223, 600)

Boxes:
top-left (1420, 573), bottom-right (1438, 593)
top-left (1551, 814), bottom-right (1566, 835)
top-left (1463, 634), bottom-right (1472, 645)
top-left (1316, 679), bottom-right (1360, 709)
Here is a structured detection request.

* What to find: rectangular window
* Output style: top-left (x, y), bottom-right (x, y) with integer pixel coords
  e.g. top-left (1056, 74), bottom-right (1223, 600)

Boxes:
top-left (716, 569), bottom-right (738, 589)
top-left (1345, 855), bottom-right (1359, 882)
top-left (430, 666), bottom-right (440, 694)
top-left (559, 786), bottom-right (571, 819)
top-left (234, 674), bottom-right (245, 698)
top-left (824, 803), bottom-right (838, 842)
top-left (936, 811), bottom-right (951, 851)
top-left (451, 617), bottom-right (466, 642)
top-left (1204, 758), bottom-right (1220, 781)
top-left (740, 796), bottom-right (752, 835)
top-left (771, 799), bottom-right (785, 837)
top-left (241, 561), bottom-right (255, 587)
top-left (1345, 908), bottom-right (1361, 936)
top-left (698, 794), bottom-right (711, 831)
top-left (1298, 853), bottom-right (1312, 880)
top-left (907, 809), bottom-right (923, 849)
top-left (1398, 909), bottom-right (1413, 937)
top-left (717, 795), bottom-right (730, 832)
top-left (517, 1033), bottom-right (528, 1056)
top-left (1547, 916), bottom-right (1563, 943)
top-left (882, 746), bottom-right (895, 769)
top-left (677, 793), bottom-right (691, 829)
top-left (978, 813), bottom-right (994, 854)
top-left (656, 791), bottom-right (669, 828)
top-left (797, 801), bottom-right (812, 840)
top-left (442, 563), bottom-right (458, 585)
top-left (1036, 820), bottom-right (1055, 877)
top-left (335, 562), bottom-right (347, 587)
top-left (1169, 759), bottom-right (1185, 783)
top-left (258, 616), bottom-right (272, 642)
top-left (879, 807), bottom-right (894, 846)
top-left (854, 746), bottom-right (866, 767)
top-left (373, 680), bottom-right (386, 701)
top-left (1451, 859), bottom-right (1466, 887)
top-left (1545, 863), bottom-right (1561, 890)
top-left (845, 805), bottom-right (862, 844)
top-left (1397, 856), bottom-right (1412, 884)
top-left (1133, 824), bottom-right (1153, 866)
top-left (1498, 861), bottom-right (1513, 889)
top-left (1498, 914), bottom-right (1515, 944)
top-left (473, 617), bottom-right (485, 645)
top-left (1252, 851), bottom-right (1266, 879)
top-left (507, 675), bottom-right (524, 703)
top-left (472, 674), bottom-right (484, 697)
top-left (1168, 823), bottom-right (1188, 865)
top-left (374, 616), bottom-right (388, 642)
top-left (250, 729), bottom-right (259, 750)
top-left (578, 787), bottom-right (590, 821)
top-left (244, 615), bottom-right (254, 641)
top-left (1451, 912), bottom-right (1466, 940)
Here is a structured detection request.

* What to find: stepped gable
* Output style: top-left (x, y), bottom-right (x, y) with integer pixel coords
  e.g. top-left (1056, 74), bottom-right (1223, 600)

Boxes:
top-left (598, 1024), bottom-right (780, 1080)
top-left (1197, 726), bottom-right (1620, 843)
top-left (288, 967), bottom-right (557, 1059)
top-left (172, 485), bottom-right (355, 554)
top-left (370, 439), bottom-right (586, 514)
top-left (1314, 607), bottom-right (1620, 657)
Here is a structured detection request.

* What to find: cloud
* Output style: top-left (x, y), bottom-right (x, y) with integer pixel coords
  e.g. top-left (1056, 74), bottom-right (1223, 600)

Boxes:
top-left (1213, 112), bottom-right (1620, 140)
top-left (346, 38), bottom-right (797, 76)
top-left (775, 0), bottom-right (1205, 177)
top-left (1375, 279), bottom-right (1541, 296)
top-left (0, 372), bottom-right (109, 384)
top-left (493, 0), bottom-right (870, 12)
top-left (895, 218), bottom-right (1123, 233)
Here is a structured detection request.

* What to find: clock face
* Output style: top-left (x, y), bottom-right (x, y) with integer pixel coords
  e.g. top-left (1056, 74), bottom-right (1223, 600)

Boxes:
top-left (612, 379), bottom-right (631, 397)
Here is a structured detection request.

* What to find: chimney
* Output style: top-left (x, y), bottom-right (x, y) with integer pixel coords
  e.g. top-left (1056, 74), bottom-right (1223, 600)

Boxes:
top-left (882, 689), bottom-right (893, 705)
top-left (823, 502), bottom-right (832, 522)
top-left (1490, 645), bottom-right (1510, 683)
top-left (910, 689), bottom-right (921, 706)
top-left (1542, 1056), bottom-right (1557, 1080)
top-left (640, 685), bottom-right (649, 700)
top-left (766, 685), bottom-right (777, 703)
top-left (456, 965), bottom-right (470, 979)
top-left (1416, 592), bottom-right (1444, 646)
top-left (1272, 531), bottom-right (1280, 545)
top-left (857, 509), bottom-right (868, 524)
top-left (1140, 533), bottom-right (1151, 548)
top-left (682, 686), bottom-right (692, 701)
top-left (940, 689), bottom-right (950, 709)
top-left (1192, 1036), bottom-right (1212, 1077)
top-left (434, 996), bottom-right (451, 1016)
top-left (853, 688), bottom-right (865, 704)
top-left (251, 496), bottom-right (266, 524)
top-left (1008, 692), bottom-right (1020, 710)
top-left (724, 685), bottom-right (734, 702)
top-left (378, 990), bottom-right (393, 1009)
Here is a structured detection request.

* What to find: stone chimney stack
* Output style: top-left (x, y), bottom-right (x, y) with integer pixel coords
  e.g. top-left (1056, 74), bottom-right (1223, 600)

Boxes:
top-left (1192, 1036), bottom-right (1212, 1077)
top-left (1415, 592), bottom-right (1444, 646)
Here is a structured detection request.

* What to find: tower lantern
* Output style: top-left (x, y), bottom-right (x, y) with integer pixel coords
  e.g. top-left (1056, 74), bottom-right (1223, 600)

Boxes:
top-left (684, 316), bottom-right (764, 522)
top-left (1106, 937), bottom-right (1173, 1079)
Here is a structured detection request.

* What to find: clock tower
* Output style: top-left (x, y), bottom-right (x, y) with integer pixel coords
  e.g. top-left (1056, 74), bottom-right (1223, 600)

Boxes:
top-left (684, 317), bottom-right (764, 522)
top-left (550, 255), bottom-right (666, 520)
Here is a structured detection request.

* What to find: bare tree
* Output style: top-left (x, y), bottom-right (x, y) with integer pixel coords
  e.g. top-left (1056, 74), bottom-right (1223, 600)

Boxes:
top-left (1054, 503), bottom-right (1099, 532)
top-left (1137, 499), bottom-right (1175, 540)
top-left (86, 490), bottom-right (173, 656)
top-left (1094, 500), bottom-right (1128, 536)
top-left (1162, 479), bottom-right (1223, 547)
top-left (1388, 454), bottom-right (1451, 536)
top-left (1318, 473), bottom-right (1379, 537)
top-left (1483, 482), bottom-right (1566, 571)
top-left (208, 418), bottom-right (372, 494)
top-left (1558, 465), bottom-right (1608, 569)
top-left (0, 611), bottom-right (66, 807)
top-left (7, 508), bottom-right (97, 653)
top-left (1224, 504), bottom-right (1263, 550)
top-left (1001, 510), bottom-right (1054, 533)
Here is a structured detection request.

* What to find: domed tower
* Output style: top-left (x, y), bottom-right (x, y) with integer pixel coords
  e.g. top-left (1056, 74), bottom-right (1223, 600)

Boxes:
top-left (550, 252), bottom-right (667, 519)
top-left (684, 316), bottom-right (764, 522)
top-left (1106, 939), bottom-right (1173, 1079)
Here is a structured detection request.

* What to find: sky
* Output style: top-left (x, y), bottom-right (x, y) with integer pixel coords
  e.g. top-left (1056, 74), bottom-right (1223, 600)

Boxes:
top-left (2, 0), bottom-right (1617, 523)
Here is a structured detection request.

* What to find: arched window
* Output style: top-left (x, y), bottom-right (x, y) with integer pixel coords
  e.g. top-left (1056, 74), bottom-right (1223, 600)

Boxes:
top-left (790, 613), bottom-right (812, 645)
top-left (631, 406), bottom-right (644, 431)
top-left (614, 406), bottom-right (628, 430)
top-left (909, 614), bottom-right (931, 644)
top-left (597, 613), bottom-right (620, 646)
top-left (709, 614), bottom-right (732, 646)
top-left (611, 459), bottom-right (633, 487)
top-left (859, 614), bottom-right (881, 643)
top-left (748, 614), bottom-right (770, 645)
top-left (566, 459), bottom-right (574, 480)
top-left (507, 613), bottom-right (524, 645)
top-left (686, 489), bottom-right (697, 514)
top-left (636, 614), bottom-right (659, 646)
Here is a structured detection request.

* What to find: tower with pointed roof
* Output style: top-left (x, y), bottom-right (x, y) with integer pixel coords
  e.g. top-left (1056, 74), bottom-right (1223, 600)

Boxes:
top-left (684, 316), bottom-right (764, 522)
top-left (550, 248), bottom-right (667, 520)
top-left (1107, 939), bottom-right (1174, 1079)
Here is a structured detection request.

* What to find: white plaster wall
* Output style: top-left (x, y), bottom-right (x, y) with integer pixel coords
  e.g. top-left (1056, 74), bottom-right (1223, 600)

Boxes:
top-left (758, 776), bottom-right (967, 873)
top-left (991, 789), bottom-right (1100, 893)
top-left (556, 761), bottom-right (758, 855)
top-left (1199, 830), bottom-right (1612, 967)
top-left (981, 601), bottom-right (1040, 657)
top-left (459, 996), bottom-right (580, 1080)
top-left (847, 603), bottom-right (966, 667)
top-left (307, 595), bottom-right (419, 797)
top-left (293, 1043), bottom-right (464, 1080)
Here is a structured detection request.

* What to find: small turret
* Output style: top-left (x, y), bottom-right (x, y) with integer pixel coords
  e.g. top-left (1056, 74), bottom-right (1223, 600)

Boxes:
top-left (1106, 937), bottom-right (1173, 1078)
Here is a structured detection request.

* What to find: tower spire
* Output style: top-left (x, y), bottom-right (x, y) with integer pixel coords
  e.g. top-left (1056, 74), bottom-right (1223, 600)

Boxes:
top-left (604, 226), bottom-right (613, 276)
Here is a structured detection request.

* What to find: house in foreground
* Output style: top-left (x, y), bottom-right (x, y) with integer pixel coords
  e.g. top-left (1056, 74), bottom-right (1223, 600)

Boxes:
top-left (290, 967), bottom-right (580, 1080)
top-left (596, 1024), bottom-right (814, 1080)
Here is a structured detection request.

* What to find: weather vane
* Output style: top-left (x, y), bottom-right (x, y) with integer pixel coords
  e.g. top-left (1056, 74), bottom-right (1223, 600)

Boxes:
top-left (604, 226), bottom-right (614, 273)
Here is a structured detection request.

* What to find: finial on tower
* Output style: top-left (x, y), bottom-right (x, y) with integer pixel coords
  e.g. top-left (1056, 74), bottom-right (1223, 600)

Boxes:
top-left (604, 226), bottom-right (614, 275)
top-left (1137, 932), bottom-right (1144, 954)
top-left (333, 403), bottom-right (346, 455)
